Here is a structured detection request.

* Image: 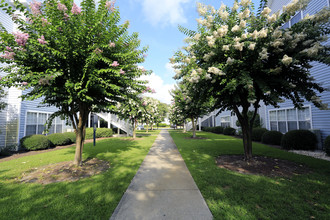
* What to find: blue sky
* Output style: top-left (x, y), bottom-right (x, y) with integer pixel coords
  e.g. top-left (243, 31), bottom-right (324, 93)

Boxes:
top-left (84, 0), bottom-right (261, 103)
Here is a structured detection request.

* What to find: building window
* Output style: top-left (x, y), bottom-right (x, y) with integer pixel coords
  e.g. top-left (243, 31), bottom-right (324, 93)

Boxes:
top-left (269, 106), bottom-right (311, 133)
top-left (26, 112), bottom-right (63, 136)
top-left (220, 116), bottom-right (231, 128)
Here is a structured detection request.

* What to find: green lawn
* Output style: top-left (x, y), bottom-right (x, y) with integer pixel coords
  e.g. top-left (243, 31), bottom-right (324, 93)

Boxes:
top-left (0, 130), bottom-right (159, 219)
top-left (170, 130), bottom-right (330, 220)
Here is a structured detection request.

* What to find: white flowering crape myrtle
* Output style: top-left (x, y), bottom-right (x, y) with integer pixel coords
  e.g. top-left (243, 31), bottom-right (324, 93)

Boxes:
top-left (171, 0), bottom-right (330, 160)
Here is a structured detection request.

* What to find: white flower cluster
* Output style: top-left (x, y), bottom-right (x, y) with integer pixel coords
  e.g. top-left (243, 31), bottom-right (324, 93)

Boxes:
top-left (248, 42), bottom-right (256, 50)
top-left (208, 67), bottom-right (225, 75)
top-left (226, 57), bottom-right (235, 65)
top-left (259, 48), bottom-right (268, 60)
top-left (240, 0), bottom-right (252, 7)
top-left (203, 51), bottom-right (215, 61)
top-left (301, 42), bottom-right (323, 56)
top-left (197, 2), bottom-right (207, 16)
top-left (233, 42), bottom-right (244, 51)
top-left (261, 7), bottom-right (271, 17)
top-left (283, 0), bottom-right (309, 16)
top-left (206, 35), bottom-right (216, 47)
top-left (250, 28), bottom-right (268, 39)
top-left (281, 55), bottom-right (292, 66)
top-left (189, 69), bottom-right (200, 83)
top-left (218, 3), bottom-right (229, 20)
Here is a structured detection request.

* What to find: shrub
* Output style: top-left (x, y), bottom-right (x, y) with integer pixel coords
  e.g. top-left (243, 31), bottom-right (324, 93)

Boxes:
top-left (281, 130), bottom-right (317, 150)
top-left (20, 135), bottom-right (54, 151)
top-left (85, 127), bottom-right (113, 139)
top-left (96, 128), bottom-right (114, 137)
top-left (63, 132), bottom-right (76, 143)
top-left (261, 131), bottom-right (283, 145)
top-left (324, 135), bottom-right (330, 156)
top-left (202, 127), bottom-right (212, 132)
top-left (157, 123), bottom-right (168, 127)
top-left (213, 126), bottom-right (224, 134)
top-left (0, 145), bottom-right (15, 156)
top-left (252, 128), bottom-right (268, 141)
top-left (223, 127), bottom-right (236, 135)
top-left (47, 133), bottom-right (72, 146)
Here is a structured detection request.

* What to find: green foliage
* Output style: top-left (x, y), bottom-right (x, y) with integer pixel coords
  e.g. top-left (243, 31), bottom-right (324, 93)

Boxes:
top-left (324, 135), bottom-right (330, 156)
top-left (63, 132), bottom-right (76, 143)
top-left (85, 128), bottom-right (113, 139)
top-left (261, 131), bottom-right (283, 145)
top-left (0, 145), bottom-right (15, 156)
top-left (281, 130), bottom-right (318, 150)
top-left (20, 135), bottom-right (54, 151)
top-left (236, 111), bottom-right (262, 128)
top-left (47, 133), bottom-right (72, 146)
top-left (223, 127), bottom-right (236, 136)
top-left (252, 128), bottom-right (268, 141)
top-left (157, 123), bottom-right (168, 127)
top-left (202, 126), bottom-right (224, 134)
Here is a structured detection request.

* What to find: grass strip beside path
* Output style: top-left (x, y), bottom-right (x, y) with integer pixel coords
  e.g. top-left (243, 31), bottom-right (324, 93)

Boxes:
top-left (169, 130), bottom-right (330, 220)
top-left (0, 130), bottom-right (160, 219)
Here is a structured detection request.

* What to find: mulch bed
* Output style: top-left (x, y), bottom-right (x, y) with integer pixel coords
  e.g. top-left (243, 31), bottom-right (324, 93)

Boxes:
top-left (19, 158), bottom-right (110, 184)
top-left (216, 155), bottom-right (310, 178)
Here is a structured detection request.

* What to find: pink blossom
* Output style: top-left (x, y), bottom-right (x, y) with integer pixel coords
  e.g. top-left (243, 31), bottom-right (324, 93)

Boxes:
top-left (151, 89), bottom-right (156, 93)
top-left (142, 101), bottom-right (147, 106)
top-left (22, 82), bottom-right (28, 86)
top-left (120, 69), bottom-right (125, 74)
top-left (37, 35), bottom-right (47, 45)
top-left (14, 32), bottom-right (29, 46)
top-left (111, 61), bottom-right (119, 67)
top-left (41, 18), bottom-right (50, 26)
top-left (6, 46), bottom-right (13, 51)
top-left (109, 42), bottom-right (115, 47)
top-left (30, 0), bottom-right (42, 15)
top-left (105, 1), bottom-right (116, 11)
top-left (0, 51), bottom-right (15, 60)
top-left (57, 3), bottom-right (67, 11)
top-left (63, 13), bottom-right (69, 20)
top-left (71, 3), bottom-right (81, 15)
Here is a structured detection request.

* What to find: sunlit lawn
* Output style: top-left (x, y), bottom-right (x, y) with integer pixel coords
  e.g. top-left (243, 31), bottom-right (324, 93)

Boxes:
top-left (170, 130), bottom-right (330, 220)
top-left (0, 130), bottom-right (160, 219)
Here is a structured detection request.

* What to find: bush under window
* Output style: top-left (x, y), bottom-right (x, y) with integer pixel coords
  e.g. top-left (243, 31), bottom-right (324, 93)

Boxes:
top-left (281, 130), bottom-right (317, 151)
top-left (261, 131), bottom-right (283, 145)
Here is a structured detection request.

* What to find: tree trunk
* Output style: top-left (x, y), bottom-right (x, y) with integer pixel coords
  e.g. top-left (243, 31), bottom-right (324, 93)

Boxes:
top-left (233, 106), bottom-right (254, 161)
top-left (133, 119), bottom-right (137, 138)
top-left (73, 107), bottom-right (89, 166)
top-left (191, 117), bottom-right (196, 138)
top-left (146, 121), bottom-right (149, 133)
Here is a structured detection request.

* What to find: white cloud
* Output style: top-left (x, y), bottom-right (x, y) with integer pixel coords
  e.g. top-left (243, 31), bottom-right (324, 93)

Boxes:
top-left (138, 0), bottom-right (192, 26)
top-left (165, 62), bottom-right (175, 77)
top-left (140, 72), bottom-right (175, 104)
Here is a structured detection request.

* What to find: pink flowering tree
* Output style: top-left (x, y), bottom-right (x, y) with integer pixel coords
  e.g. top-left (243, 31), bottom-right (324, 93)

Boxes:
top-left (142, 97), bottom-right (160, 131)
top-left (172, 0), bottom-right (330, 160)
top-left (0, 0), bottom-right (149, 166)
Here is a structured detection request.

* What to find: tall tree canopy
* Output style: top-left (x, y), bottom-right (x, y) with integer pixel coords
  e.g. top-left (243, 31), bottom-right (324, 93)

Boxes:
top-left (171, 0), bottom-right (330, 159)
top-left (0, 0), bottom-right (149, 165)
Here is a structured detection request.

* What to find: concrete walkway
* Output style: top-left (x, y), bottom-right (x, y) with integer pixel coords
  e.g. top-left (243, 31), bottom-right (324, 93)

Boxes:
top-left (110, 130), bottom-right (213, 220)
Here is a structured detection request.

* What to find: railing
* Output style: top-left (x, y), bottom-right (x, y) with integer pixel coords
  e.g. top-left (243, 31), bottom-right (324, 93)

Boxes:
top-left (96, 112), bottom-right (133, 136)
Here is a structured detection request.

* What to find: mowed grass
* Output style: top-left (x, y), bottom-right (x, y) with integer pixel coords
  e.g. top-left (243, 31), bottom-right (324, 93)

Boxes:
top-left (169, 130), bottom-right (330, 220)
top-left (0, 130), bottom-right (160, 219)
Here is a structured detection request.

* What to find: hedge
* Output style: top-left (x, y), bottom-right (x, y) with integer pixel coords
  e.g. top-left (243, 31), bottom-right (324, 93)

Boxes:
top-left (261, 131), bottom-right (283, 145)
top-left (324, 135), bottom-right (330, 156)
top-left (47, 133), bottom-right (72, 146)
top-left (252, 128), bottom-right (268, 141)
top-left (281, 130), bottom-right (317, 151)
top-left (21, 135), bottom-right (54, 151)
top-left (63, 132), bottom-right (76, 143)
top-left (201, 126), bottom-right (224, 134)
top-left (223, 127), bottom-right (236, 136)
top-left (85, 128), bottom-right (113, 139)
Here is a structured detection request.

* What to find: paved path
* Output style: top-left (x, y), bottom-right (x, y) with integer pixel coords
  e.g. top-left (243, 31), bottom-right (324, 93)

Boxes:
top-left (110, 130), bottom-right (213, 220)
